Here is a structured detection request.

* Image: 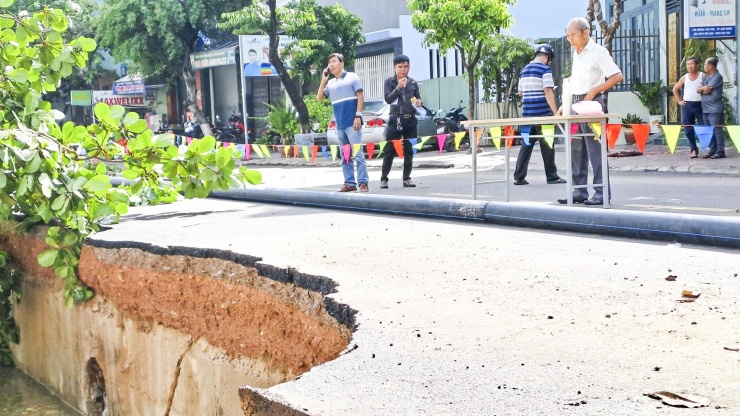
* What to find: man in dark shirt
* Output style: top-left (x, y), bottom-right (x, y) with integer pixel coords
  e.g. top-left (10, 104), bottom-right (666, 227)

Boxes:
top-left (697, 57), bottom-right (726, 159)
top-left (380, 55), bottom-right (422, 189)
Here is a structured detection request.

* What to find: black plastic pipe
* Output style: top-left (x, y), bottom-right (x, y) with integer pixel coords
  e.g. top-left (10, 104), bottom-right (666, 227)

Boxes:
top-left (212, 188), bottom-right (740, 249)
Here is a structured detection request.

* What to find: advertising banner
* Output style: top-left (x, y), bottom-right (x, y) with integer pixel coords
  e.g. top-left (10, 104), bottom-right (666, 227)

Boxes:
top-left (92, 91), bottom-right (147, 107)
top-left (70, 90), bottom-right (92, 106)
top-left (191, 47), bottom-right (237, 70)
top-left (687, 0), bottom-right (736, 39)
top-left (239, 35), bottom-right (293, 77)
top-left (112, 79), bottom-right (146, 95)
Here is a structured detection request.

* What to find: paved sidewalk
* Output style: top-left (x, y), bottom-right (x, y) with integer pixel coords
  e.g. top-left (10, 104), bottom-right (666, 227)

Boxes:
top-left (241, 143), bottom-right (739, 176)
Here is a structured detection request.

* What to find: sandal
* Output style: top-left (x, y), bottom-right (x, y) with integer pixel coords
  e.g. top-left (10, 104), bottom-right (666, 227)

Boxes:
top-left (690, 150), bottom-right (698, 159)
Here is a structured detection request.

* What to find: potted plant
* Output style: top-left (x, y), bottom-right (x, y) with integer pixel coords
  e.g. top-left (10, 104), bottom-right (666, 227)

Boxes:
top-left (632, 79), bottom-right (669, 134)
top-left (261, 100), bottom-right (300, 145)
top-left (621, 113), bottom-right (646, 145)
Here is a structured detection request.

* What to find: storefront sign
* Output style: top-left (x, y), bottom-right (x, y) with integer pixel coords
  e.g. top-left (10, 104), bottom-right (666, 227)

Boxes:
top-left (191, 47), bottom-right (237, 70)
top-left (113, 79), bottom-right (146, 95)
top-left (92, 91), bottom-right (147, 107)
top-left (70, 90), bottom-right (92, 106)
top-left (687, 0), bottom-right (736, 39)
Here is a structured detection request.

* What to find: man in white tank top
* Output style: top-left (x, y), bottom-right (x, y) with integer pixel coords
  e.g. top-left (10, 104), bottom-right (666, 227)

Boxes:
top-left (672, 57), bottom-right (704, 158)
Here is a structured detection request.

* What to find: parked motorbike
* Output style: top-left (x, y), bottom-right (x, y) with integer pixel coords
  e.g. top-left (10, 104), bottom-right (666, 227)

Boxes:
top-left (434, 100), bottom-right (469, 152)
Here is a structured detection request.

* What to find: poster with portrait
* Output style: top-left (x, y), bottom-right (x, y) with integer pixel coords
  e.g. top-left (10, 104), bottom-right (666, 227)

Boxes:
top-left (239, 35), bottom-right (293, 77)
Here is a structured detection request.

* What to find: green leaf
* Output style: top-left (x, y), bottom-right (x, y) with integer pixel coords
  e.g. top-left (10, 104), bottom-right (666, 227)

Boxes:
top-left (51, 195), bottom-right (67, 211)
top-left (128, 119), bottom-right (147, 134)
top-left (0, 171), bottom-right (6, 188)
top-left (8, 68), bottom-right (28, 83)
top-left (95, 163), bottom-right (107, 175)
top-left (152, 133), bottom-right (173, 148)
top-left (122, 112), bottom-right (139, 127)
top-left (110, 105), bottom-right (125, 120)
top-left (83, 175), bottom-right (110, 192)
top-left (121, 169), bottom-right (141, 180)
top-left (114, 202), bottom-right (128, 215)
top-left (0, 0), bottom-right (14, 8)
top-left (93, 102), bottom-right (110, 120)
top-left (76, 37), bottom-right (96, 52)
top-left (38, 249), bottom-right (59, 267)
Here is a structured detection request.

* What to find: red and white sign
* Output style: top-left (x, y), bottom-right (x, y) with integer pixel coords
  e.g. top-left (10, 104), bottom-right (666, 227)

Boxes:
top-left (92, 91), bottom-right (147, 107)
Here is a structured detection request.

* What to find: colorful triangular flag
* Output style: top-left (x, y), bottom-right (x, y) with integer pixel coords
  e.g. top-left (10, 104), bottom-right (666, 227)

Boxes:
top-left (631, 124), bottom-right (650, 153)
top-left (253, 143), bottom-right (264, 158)
top-left (341, 144), bottom-right (351, 162)
top-left (330, 145), bottom-right (338, 161)
top-left (352, 143), bottom-right (361, 157)
top-left (693, 125), bottom-right (714, 150)
top-left (454, 132), bottom-right (466, 150)
top-left (436, 134), bottom-right (447, 153)
top-left (725, 126), bottom-right (740, 151)
top-left (489, 127), bottom-right (502, 150)
top-left (366, 142), bottom-right (375, 160)
top-left (541, 124), bottom-right (555, 149)
top-left (321, 145), bottom-right (330, 160)
top-left (302, 145), bottom-right (310, 161)
top-left (260, 144), bottom-right (270, 156)
top-left (520, 125), bottom-right (532, 146)
top-left (589, 122), bottom-right (602, 140)
top-left (392, 140), bottom-right (404, 157)
top-left (311, 145), bottom-right (318, 164)
top-left (409, 138), bottom-right (418, 154)
top-left (661, 125), bottom-right (682, 154)
top-left (605, 124), bottom-right (622, 150)
top-left (378, 141), bottom-right (388, 156)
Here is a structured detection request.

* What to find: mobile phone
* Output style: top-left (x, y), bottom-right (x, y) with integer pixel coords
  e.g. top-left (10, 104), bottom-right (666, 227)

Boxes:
top-left (323, 67), bottom-right (330, 77)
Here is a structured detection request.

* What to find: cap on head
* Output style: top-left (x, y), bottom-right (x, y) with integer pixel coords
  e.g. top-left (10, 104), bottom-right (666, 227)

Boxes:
top-left (393, 54), bottom-right (410, 65)
top-left (534, 44), bottom-right (555, 63)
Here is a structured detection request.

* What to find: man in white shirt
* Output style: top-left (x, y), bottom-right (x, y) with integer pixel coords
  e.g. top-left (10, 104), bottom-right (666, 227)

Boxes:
top-left (558, 17), bottom-right (623, 206)
top-left (672, 57), bottom-right (703, 158)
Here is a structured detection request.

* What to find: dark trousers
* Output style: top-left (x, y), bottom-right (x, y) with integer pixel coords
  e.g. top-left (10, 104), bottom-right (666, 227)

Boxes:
top-left (681, 101), bottom-right (703, 152)
top-left (381, 116), bottom-right (417, 182)
top-left (704, 112), bottom-right (726, 156)
top-left (514, 125), bottom-right (560, 182)
top-left (571, 94), bottom-right (610, 202)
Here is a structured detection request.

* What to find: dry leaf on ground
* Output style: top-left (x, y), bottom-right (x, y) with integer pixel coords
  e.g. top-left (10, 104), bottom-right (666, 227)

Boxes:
top-left (681, 290), bottom-right (701, 298)
top-left (644, 391), bottom-right (711, 408)
top-left (665, 275), bottom-right (677, 281)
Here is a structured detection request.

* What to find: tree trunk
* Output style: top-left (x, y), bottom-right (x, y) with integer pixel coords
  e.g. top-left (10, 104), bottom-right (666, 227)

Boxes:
top-left (267, 0), bottom-right (310, 133)
top-left (182, 50), bottom-right (212, 136)
top-left (467, 65), bottom-right (476, 122)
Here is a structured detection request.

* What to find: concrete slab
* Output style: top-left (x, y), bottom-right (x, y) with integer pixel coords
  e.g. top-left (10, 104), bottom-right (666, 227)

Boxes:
top-left (94, 197), bottom-right (740, 415)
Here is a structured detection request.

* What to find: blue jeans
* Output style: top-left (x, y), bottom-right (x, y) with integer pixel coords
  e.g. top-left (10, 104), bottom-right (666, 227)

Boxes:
top-left (703, 112), bottom-right (726, 156)
top-left (681, 101), bottom-right (702, 152)
top-left (336, 126), bottom-right (368, 186)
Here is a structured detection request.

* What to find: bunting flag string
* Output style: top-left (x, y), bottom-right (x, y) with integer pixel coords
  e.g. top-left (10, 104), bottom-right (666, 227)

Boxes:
top-left (631, 124), bottom-right (651, 153)
top-left (661, 125), bottom-right (682, 154)
top-left (541, 124), bottom-right (555, 149)
top-left (520, 125), bottom-right (532, 146)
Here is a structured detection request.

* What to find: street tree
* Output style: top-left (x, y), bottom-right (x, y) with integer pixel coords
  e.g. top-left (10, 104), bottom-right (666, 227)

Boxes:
top-left (219, 0), bottom-right (364, 133)
top-left (586, 0), bottom-right (622, 54)
top-left (0, 0), bottom-right (260, 363)
top-left (408, 0), bottom-right (516, 120)
top-left (95, 0), bottom-right (248, 136)
top-left (478, 34), bottom-right (532, 118)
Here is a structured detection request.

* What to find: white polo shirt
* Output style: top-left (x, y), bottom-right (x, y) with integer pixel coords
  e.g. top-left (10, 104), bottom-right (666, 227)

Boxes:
top-left (571, 39), bottom-right (621, 95)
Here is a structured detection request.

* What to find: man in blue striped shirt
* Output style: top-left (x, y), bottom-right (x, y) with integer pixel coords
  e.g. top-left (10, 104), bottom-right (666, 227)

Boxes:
top-left (513, 44), bottom-right (565, 185)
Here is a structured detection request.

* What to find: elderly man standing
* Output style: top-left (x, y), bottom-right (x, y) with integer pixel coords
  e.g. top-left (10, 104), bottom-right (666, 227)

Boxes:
top-left (697, 57), bottom-right (726, 159)
top-left (557, 17), bottom-right (623, 206)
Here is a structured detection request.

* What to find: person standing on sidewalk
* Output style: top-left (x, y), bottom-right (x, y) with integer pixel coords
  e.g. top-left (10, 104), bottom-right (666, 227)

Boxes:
top-left (513, 44), bottom-right (566, 186)
top-left (380, 55), bottom-right (422, 189)
top-left (317, 53), bottom-right (370, 192)
top-left (672, 57), bottom-right (704, 159)
top-left (557, 17), bottom-right (623, 206)
top-left (697, 57), bottom-right (726, 159)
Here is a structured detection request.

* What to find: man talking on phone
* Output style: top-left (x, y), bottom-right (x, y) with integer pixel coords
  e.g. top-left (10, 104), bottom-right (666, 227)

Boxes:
top-left (317, 53), bottom-right (369, 192)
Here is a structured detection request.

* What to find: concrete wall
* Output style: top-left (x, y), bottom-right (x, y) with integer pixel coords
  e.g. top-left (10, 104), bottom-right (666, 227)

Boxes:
top-left (316, 0), bottom-right (411, 33)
